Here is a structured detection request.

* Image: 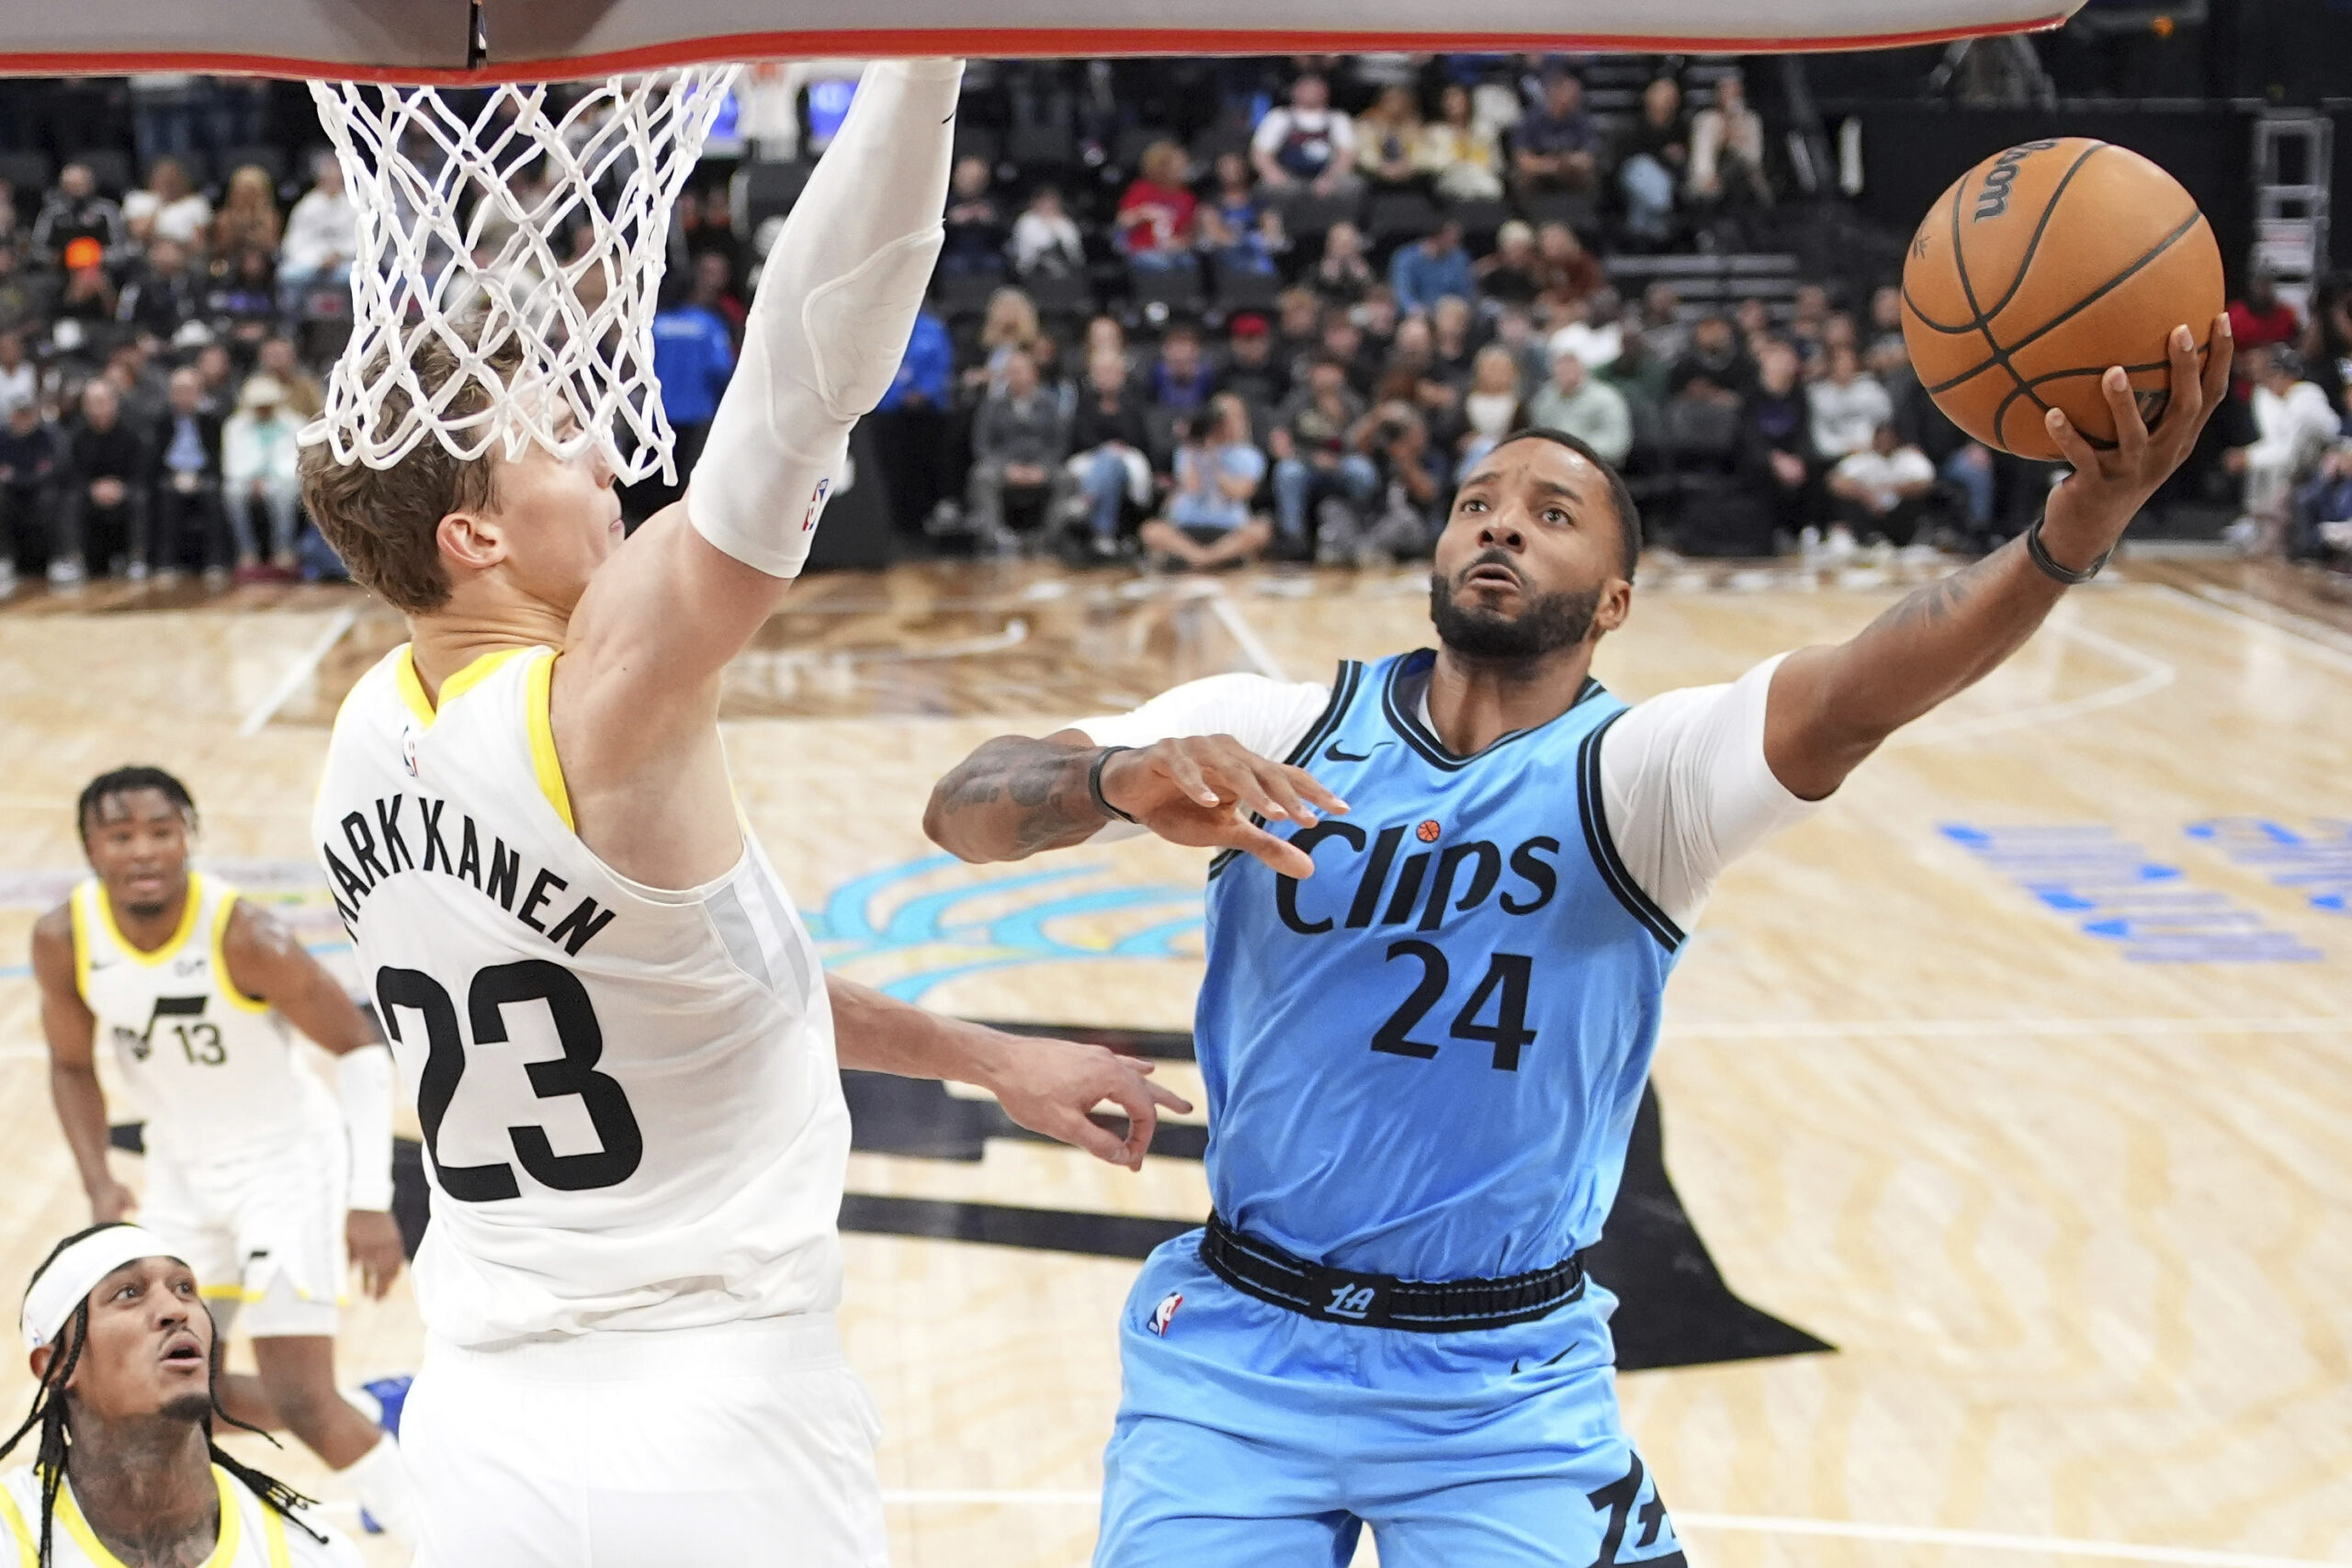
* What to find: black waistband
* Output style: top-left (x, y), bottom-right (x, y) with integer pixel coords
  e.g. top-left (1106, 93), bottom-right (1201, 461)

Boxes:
top-left (1199, 1213), bottom-right (1586, 1334)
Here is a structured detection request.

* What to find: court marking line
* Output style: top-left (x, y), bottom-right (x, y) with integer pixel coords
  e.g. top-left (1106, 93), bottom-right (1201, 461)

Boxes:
top-left (868, 1493), bottom-right (2343, 1565)
top-left (1888, 616), bottom-right (2174, 746)
top-left (1661, 1016), bottom-right (2350, 1041)
top-left (2144, 582), bottom-right (2352, 676)
top-left (1208, 591), bottom-right (1287, 681)
top-left (235, 604), bottom-right (358, 738)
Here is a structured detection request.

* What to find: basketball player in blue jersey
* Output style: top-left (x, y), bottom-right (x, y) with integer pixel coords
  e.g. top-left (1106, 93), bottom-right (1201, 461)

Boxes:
top-left (927, 318), bottom-right (2231, 1565)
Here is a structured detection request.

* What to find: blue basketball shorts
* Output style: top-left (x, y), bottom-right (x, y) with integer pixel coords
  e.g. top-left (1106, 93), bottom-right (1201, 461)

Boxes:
top-left (1094, 1232), bottom-right (1687, 1568)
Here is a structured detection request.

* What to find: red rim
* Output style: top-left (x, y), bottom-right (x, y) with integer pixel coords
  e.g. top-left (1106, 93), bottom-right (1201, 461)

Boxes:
top-left (0, 16), bottom-right (2072, 84)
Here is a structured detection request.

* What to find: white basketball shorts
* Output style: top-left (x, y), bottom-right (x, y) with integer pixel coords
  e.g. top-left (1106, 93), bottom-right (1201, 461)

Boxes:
top-left (401, 1314), bottom-right (886, 1568)
top-left (141, 1130), bottom-right (348, 1340)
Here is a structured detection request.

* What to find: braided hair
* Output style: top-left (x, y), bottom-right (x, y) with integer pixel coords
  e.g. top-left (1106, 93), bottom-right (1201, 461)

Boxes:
top-left (0, 1226), bottom-right (325, 1565)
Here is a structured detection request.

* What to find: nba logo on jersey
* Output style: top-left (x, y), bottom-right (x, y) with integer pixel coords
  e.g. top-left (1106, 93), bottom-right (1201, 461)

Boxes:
top-left (1149, 1292), bottom-right (1182, 1337)
top-left (802, 477), bottom-right (831, 533)
top-left (400, 726), bottom-right (420, 778)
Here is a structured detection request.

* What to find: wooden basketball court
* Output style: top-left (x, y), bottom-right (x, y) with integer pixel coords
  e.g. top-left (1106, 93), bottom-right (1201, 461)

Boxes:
top-left (1, 551), bottom-right (2347, 1567)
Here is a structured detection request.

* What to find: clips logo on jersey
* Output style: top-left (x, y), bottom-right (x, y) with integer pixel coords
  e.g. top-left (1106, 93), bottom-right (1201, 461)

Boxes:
top-left (1272, 820), bottom-right (1560, 937)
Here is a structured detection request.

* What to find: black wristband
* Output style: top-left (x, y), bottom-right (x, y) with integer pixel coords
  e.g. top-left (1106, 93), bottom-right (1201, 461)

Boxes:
top-left (1088, 746), bottom-right (1137, 824)
top-left (2025, 516), bottom-right (2111, 585)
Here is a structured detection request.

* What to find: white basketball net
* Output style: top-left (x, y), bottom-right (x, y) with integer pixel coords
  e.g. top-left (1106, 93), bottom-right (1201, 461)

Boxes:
top-left (306, 67), bottom-right (741, 484)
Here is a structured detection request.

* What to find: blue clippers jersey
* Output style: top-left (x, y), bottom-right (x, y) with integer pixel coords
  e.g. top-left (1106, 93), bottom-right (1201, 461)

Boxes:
top-left (1196, 649), bottom-right (1685, 1281)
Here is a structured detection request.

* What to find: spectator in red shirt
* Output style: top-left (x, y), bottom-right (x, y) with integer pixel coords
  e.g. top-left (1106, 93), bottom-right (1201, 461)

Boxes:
top-left (1116, 142), bottom-right (1199, 271)
top-left (2228, 271), bottom-right (2301, 356)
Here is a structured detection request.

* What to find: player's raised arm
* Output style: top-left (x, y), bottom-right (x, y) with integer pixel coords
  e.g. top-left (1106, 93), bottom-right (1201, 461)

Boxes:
top-left (1762, 317), bottom-right (2231, 801)
top-left (560, 59), bottom-right (960, 710)
top-left (28, 909), bottom-right (136, 1224)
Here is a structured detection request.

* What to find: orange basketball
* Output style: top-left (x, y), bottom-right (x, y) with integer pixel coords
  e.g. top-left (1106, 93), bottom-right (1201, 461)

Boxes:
top-left (1901, 138), bottom-right (2223, 459)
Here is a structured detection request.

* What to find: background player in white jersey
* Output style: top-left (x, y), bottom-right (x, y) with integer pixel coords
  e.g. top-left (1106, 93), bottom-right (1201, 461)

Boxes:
top-left (28, 768), bottom-right (416, 1543)
top-left (296, 58), bottom-right (1182, 1568)
top-left (3, 1223), bottom-right (361, 1567)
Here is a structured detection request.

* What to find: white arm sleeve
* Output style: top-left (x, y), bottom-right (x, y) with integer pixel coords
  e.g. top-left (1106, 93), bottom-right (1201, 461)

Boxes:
top-left (334, 1043), bottom-right (396, 1212)
top-left (1067, 672), bottom-right (1334, 843)
top-left (1597, 652), bottom-right (1825, 932)
top-left (685, 59), bottom-right (960, 579)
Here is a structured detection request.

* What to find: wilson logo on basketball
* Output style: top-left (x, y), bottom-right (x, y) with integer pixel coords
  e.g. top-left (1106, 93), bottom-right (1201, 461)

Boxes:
top-left (1971, 138), bottom-right (2059, 222)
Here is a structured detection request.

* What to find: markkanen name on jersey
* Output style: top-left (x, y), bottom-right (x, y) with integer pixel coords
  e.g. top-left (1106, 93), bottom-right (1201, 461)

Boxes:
top-left (321, 793), bottom-right (618, 956)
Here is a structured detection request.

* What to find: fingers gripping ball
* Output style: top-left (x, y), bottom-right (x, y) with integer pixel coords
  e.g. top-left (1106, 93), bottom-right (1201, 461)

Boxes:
top-left (1902, 138), bottom-right (2224, 458)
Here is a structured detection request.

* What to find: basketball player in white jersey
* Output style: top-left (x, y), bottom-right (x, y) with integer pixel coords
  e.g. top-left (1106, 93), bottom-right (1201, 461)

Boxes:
top-left (28, 768), bottom-right (417, 1543)
top-left (297, 58), bottom-right (1183, 1567)
top-left (3, 1224), bottom-right (362, 1567)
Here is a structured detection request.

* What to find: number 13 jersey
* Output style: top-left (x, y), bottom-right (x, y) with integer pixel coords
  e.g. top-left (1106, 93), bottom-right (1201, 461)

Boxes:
top-left (313, 644), bottom-right (846, 1346)
top-left (70, 871), bottom-right (326, 1164)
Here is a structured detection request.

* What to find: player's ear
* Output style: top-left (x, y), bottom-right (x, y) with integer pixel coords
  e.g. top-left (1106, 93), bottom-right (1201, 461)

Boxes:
top-left (435, 506), bottom-right (507, 575)
top-left (28, 1345), bottom-right (51, 1384)
top-left (1593, 578), bottom-right (1633, 637)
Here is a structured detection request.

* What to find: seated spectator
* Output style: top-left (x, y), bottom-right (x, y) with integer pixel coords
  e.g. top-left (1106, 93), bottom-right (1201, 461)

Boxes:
top-left (1735, 338), bottom-right (1818, 543)
top-left (880, 308), bottom-right (953, 413)
top-left (222, 372), bottom-right (304, 578)
top-left (1318, 308), bottom-right (1379, 397)
top-left (1147, 322), bottom-right (1216, 415)
top-left (0, 396), bottom-right (59, 592)
top-left (1250, 73), bottom-right (1363, 206)
top-left (1865, 284), bottom-right (1906, 367)
top-left (1549, 289), bottom-right (1626, 376)
top-left (1430, 295), bottom-right (1478, 386)
top-left (1308, 221), bottom-right (1376, 307)
top-left (1085, 313), bottom-right (1129, 371)
top-left (116, 238), bottom-right (206, 347)
top-left (1510, 69), bottom-right (1601, 215)
top-left (1009, 185), bottom-right (1086, 279)
top-left (59, 378), bottom-right (150, 583)
top-left (31, 164), bottom-right (126, 273)
top-left (1788, 282), bottom-right (1833, 369)
top-left (254, 335), bottom-right (324, 421)
top-left (51, 246), bottom-right (119, 355)
top-left (1455, 344), bottom-right (1529, 478)
top-left (2226, 344), bottom-right (2343, 550)
top-left (1140, 392), bottom-right (1272, 570)
top-left (1270, 357), bottom-right (1371, 554)
top-left (1355, 86), bottom-right (1423, 191)
top-left (191, 342), bottom-right (234, 413)
top-left (1827, 423), bottom-right (1938, 549)
top-left (2289, 438), bottom-right (2352, 562)
top-left (278, 151), bottom-right (357, 314)
top-left (1474, 220), bottom-right (1544, 310)
top-left (122, 157), bottom-right (211, 250)
top-left (0, 330), bottom-right (33, 416)
top-left (150, 366), bottom-right (223, 575)
top-left (1215, 312), bottom-right (1291, 411)
top-left (964, 286), bottom-right (1042, 399)
top-left (1735, 296), bottom-right (1775, 361)
top-left (1602, 325), bottom-right (1672, 408)
top-left (1637, 281), bottom-right (1689, 366)
top-left (0, 245), bottom-right (51, 338)
top-left (1489, 306), bottom-right (1550, 393)
top-left (1527, 347), bottom-right (1632, 466)
top-left (1616, 75), bottom-right (1690, 245)
top-left (1325, 395), bottom-right (1442, 563)
top-left (965, 346), bottom-right (1073, 551)
top-left (1805, 342), bottom-right (1892, 460)
top-left (103, 341), bottom-right (170, 446)
top-left (1275, 287), bottom-right (1324, 373)
top-left (1063, 347), bottom-right (1156, 559)
top-left (1415, 83), bottom-right (1504, 203)
top-left (1389, 220), bottom-right (1475, 318)
top-left (209, 165), bottom-right (282, 264)
top-left (1198, 153), bottom-right (1287, 278)
top-left (941, 155), bottom-right (1007, 276)
top-left (1686, 68), bottom-right (1771, 213)
top-left (206, 245), bottom-right (278, 354)
top-left (1531, 220), bottom-right (1604, 321)
top-left (1115, 141), bottom-right (1199, 272)
top-left (2228, 270), bottom-right (2301, 356)
top-left (1353, 285), bottom-right (1401, 355)
top-left (688, 252), bottom-right (747, 347)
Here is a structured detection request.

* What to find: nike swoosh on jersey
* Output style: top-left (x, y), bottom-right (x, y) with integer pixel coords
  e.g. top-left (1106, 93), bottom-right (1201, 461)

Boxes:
top-left (1324, 741), bottom-right (1391, 763)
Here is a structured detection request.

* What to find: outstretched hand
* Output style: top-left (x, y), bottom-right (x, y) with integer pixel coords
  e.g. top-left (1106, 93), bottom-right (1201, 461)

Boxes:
top-left (1099, 737), bottom-right (1350, 879)
top-left (2040, 312), bottom-right (2233, 570)
top-left (346, 1210), bottom-right (405, 1299)
top-left (986, 1032), bottom-right (1193, 1171)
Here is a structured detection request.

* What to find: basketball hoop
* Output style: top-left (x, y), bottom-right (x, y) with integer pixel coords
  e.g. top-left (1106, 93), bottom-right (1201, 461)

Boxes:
top-left (306, 68), bottom-right (741, 484)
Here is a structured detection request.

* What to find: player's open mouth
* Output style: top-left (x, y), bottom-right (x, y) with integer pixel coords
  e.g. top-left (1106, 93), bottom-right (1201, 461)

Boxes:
top-left (1464, 564), bottom-right (1521, 591)
top-left (159, 1332), bottom-right (204, 1366)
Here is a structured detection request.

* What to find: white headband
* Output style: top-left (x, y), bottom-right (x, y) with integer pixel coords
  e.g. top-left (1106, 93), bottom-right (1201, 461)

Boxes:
top-left (21, 1226), bottom-right (183, 1352)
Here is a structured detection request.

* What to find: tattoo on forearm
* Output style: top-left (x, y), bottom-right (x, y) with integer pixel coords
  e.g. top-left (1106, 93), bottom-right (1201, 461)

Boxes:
top-left (1875, 542), bottom-right (2008, 636)
top-left (934, 740), bottom-right (1103, 856)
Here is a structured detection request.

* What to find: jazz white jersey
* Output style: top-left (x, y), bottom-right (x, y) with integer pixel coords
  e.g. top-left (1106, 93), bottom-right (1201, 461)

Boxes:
top-left (311, 644), bottom-right (845, 1346)
top-left (70, 873), bottom-right (335, 1165)
top-left (0, 1464), bottom-right (363, 1567)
